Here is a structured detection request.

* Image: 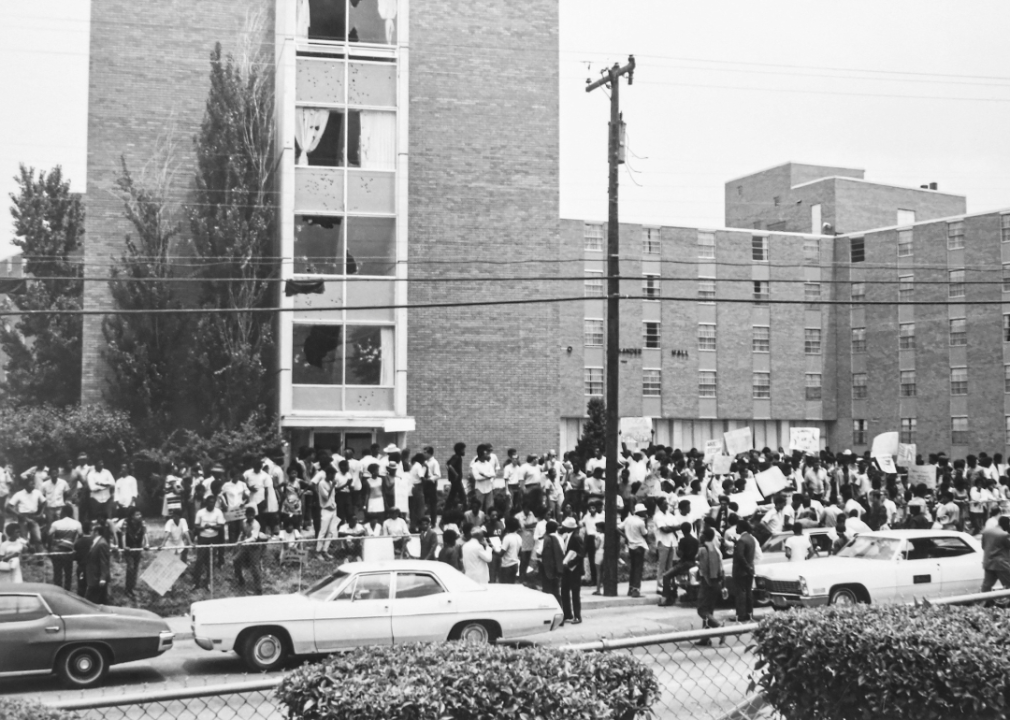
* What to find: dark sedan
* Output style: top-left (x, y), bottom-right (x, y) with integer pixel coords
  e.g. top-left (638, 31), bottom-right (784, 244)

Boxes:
top-left (0, 583), bottom-right (173, 688)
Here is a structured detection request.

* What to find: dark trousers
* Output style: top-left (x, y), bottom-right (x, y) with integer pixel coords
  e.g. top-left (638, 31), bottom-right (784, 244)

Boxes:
top-left (982, 566), bottom-right (1010, 593)
top-left (234, 544), bottom-right (263, 594)
top-left (562, 572), bottom-right (582, 620)
top-left (124, 549), bottom-right (142, 594)
top-left (444, 480), bottom-right (466, 513)
top-left (336, 493), bottom-right (352, 525)
top-left (193, 537), bottom-right (216, 589)
top-left (662, 560), bottom-right (696, 599)
top-left (733, 572), bottom-right (754, 621)
top-left (499, 564), bottom-right (519, 584)
top-left (519, 550), bottom-right (532, 581)
top-left (509, 486), bottom-right (524, 513)
top-left (628, 546), bottom-right (646, 592)
top-left (51, 554), bottom-right (74, 591)
top-left (85, 583), bottom-right (108, 605)
top-left (226, 519), bottom-right (243, 544)
top-left (423, 481), bottom-right (438, 525)
top-left (542, 574), bottom-right (561, 608)
top-left (77, 571), bottom-right (87, 598)
top-left (584, 535), bottom-right (597, 585)
top-left (698, 578), bottom-right (722, 628)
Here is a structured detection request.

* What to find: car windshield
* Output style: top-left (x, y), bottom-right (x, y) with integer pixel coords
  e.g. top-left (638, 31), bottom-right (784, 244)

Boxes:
top-left (836, 536), bottom-right (901, 561)
top-left (301, 570), bottom-right (351, 600)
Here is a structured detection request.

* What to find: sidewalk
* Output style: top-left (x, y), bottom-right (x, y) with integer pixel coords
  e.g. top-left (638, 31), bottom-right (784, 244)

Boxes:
top-left (166, 581), bottom-right (660, 640)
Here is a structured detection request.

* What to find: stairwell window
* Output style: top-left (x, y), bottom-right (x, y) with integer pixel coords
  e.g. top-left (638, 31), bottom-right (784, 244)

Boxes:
top-left (897, 229), bottom-right (913, 257)
top-left (805, 374), bottom-right (822, 401)
top-left (950, 367), bottom-right (968, 396)
top-left (947, 221), bottom-right (965, 250)
top-left (752, 372), bottom-right (771, 399)
top-left (850, 237), bottom-right (865, 263)
top-left (697, 323), bottom-right (716, 351)
top-left (949, 269), bottom-right (965, 299)
top-left (900, 370), bottom-right (916, 397)
top-left (584, 223), bottom-right (604, 252)
top-left (752, 236), bottom-right (768, 262)
top-left (852, 373), bottom-right (867, 399)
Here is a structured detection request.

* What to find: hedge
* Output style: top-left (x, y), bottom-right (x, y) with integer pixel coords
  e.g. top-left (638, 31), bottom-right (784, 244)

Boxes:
top-left (0, 698), bottom-right (77, 720)
top-left (275, 642), bottom-right (658, 720)
top-left (751, 604), bottom-right (1010, 720)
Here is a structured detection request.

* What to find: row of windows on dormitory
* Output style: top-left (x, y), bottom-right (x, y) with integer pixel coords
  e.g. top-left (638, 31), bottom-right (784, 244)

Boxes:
top-left (582, 225), bottom-right (813, 264)
top-left (850, 316), bottom-right (1010, 350)
top-left (582, 368), bottom-right (662, 397)
top-left (852, 417), bottom-right (1010, 448)
top-left (583, 369), bottom-right (821, 401)
top-left (851, 217), bottom-right (1010, 263)
top-left (583, 322), bottom-right (824, 354)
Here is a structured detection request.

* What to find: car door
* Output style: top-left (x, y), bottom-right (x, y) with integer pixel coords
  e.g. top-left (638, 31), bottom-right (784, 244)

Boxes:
top-left (894, 538), bottom-right (943, 602)
top-left (314, 572), bottom-right (392, 652)
top-left (0, 593), bottom-right (64, 675)
top-left (390, 572), bottom-right (456, 643)
top-left (929, 536), bottom-right (982, 595)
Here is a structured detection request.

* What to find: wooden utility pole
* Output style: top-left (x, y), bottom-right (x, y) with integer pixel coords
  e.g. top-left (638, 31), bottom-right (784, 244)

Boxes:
top-left (586, 56), bottom-right (635, 597)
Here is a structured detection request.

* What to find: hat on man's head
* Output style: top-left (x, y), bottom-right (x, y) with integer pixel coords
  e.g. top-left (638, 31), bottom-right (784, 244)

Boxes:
top-left (383, 444), bottom-right (399, 454)
top-left (77, 452), bottom-right (88, 461)
top-left (634, 503), bottom-right (648, 515)
top-left (561, 517), bottom-right (578, 531)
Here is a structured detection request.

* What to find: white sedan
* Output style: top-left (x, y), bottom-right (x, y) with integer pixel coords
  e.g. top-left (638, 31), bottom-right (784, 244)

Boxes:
top-left (755, 529), bottom-right (990, 608)
top-left (190, 560), bottom-right (564, 671)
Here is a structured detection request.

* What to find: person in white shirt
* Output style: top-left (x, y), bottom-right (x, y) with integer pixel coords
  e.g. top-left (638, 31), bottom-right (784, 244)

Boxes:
top-left (580, 502), bottom-right (603, 588)
top-left (193, 496), bottom-right (225, 590)
top-left (8, 481), bottom-right (46, 550)
top-left (503, 449), bottom-right (524, 512)
top-left (653, 497), bottom-right (678, 595)
top-left (383, 507), bottom-right (410, 558)
top-left (407, 453), bottom-right (428, 531)
top-left (160, 508), bottom-right (192, 562)
top-left (46, 505), bottom-right (82, 590)
top-left (783, 525), bottom-right (813, 562)
top-left (43, 468), bottom-right (71, 525)
top-left (316, 465), bottom-right (340, 555)
top-left (760, 495), bottom-right (795, 536)
top-left (423, 446), bottom-right (441, 526)
top-left (461, 525), bottom-right (493, 585)
top-left (626, 451), bottom-right (648, 492)
top-left (585, 447), bottom-right (606, 476)
top-left (220, 475), bottom-right (251, 542)
top-left (87, 460), bottom-right (116, 521)
top-left (620, 503), bottom-right (650, 597)
top-left (469, 445), bottom-right (497, 512)
top-left (844, 509), bottom-right (871, 536)
top-left (499, 516), bottom-right (523, 584)
top-left (114, 463), bottom-right (139, 519)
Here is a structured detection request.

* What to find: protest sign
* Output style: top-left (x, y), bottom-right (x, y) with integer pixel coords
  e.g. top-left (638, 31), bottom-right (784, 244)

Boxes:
top-left (704, 439), bottom-right (723, 463)
top-left (728, 491), bottom-right (761, 517)
top-left (898, 443), bottom-right (916, 466)
top-left (907, 464), bottom-right (937, 490)
top-left (724, 427), bottom-right (753, 457)
top-left (223, 508), bottom-right (246, 523)
top-left (141, 552), bottom-right (188, 596)
top-left (712, 455), bottom-right (733, 475)
top-left (871, 432), bottom-right (899, 459)
top-left (620, 417), bottom-right (654, 447)
top-left (874, 455), bottom-right (897, 474)
top-left (364, 536), bottom-right (395, 562)
top-left (755, 466), bottom-right (791, 498)
top-left (789, 428), bottom-right (820, 455)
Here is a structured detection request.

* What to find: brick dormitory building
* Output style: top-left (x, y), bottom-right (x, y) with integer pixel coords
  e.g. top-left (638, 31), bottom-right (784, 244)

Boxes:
top-left (76, 0), bottom-right (1010, 458)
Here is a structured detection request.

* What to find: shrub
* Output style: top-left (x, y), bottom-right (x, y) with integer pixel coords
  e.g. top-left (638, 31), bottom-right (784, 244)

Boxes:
top-left (0, 697), bottom-right (78, 720)
top-left (0, 404), bottom-right (138, 469)
top-left (275, 642), bottom-right (657, 720)
top-left (752, 604), bottom-right (1010, 720)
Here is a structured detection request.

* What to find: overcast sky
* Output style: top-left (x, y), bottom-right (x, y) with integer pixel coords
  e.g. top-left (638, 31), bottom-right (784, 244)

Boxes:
top-left (2, 1), bottom-right (1010, 256)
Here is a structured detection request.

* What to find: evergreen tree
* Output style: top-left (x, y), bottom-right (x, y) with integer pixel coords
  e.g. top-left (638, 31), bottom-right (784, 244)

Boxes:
top-left (0, 165), bottom-right (83, 407)
top-left (574, 397), bottom-right (607, 469)
top-left (102, 157), bottom-right (192, 436)
top-left (187, 41), bottom-right (277, 431)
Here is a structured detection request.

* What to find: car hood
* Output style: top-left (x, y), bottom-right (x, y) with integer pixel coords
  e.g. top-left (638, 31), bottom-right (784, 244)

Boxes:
top-left (459, 584), bottom-right (561, 612)
top-left (758, 557), bottom-right (892, 582)
top-left (192, 593), bottom-right (314, 625)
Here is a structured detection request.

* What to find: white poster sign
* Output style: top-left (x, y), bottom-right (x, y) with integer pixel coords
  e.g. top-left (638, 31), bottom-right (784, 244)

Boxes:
top-left (897, 443), bottom-right (917, 466)
top-left (140, 552), bottom-right (188, 596)
top-left (712, 455), bottom-right (734, 475)
top-left (619, 417), bottom-right (654, 447)
top-left (789, 428), bottom-right (821, 455)
top-left (754, 466), bottom-right (791, 498)
top-left (729, 491), bottom-right (762, 518)
top-left (724, 427), bottom-right (753, 457)
top-left (871, 432), bottom-right (899, 459)
top-left (907, 464), bottom-right (937, 490)
top-left (874, 455), bottom-right (897, 474)
top-left (704, 439), bottom-right (724, 463)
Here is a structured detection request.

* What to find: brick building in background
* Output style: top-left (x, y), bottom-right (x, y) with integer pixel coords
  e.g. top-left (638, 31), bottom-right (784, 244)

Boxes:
top-left (81, 0), bottom-right (560, 457)
top-left (561, 163), bottom-right (1010, 459)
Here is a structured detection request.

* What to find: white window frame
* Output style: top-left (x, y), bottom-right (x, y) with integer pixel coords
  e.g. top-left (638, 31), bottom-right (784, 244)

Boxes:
top-left (752, 325), bottom-right (770, 353)
top-left (947, 221), bottom-right (965, 251)
top-left (697, 231), bottom-right (715, 260)
top-left (950, 367), bottom-right (968, 396)
top-left (643, 321), bottom-right (661, 349)
top-left (642, 369), bottom-right (661, 397)
top-left (897, 229), bottom-right (913, 257)
top-left (752, 235), bottom-right (769, 262)
top-left (851, 328), bottom-right (866, 354)
top-left (584, 319), bottom-right (604, 347)
top-left (698, 277), bottom-right (716, 303)
top-left (852, 373), bottom-right (867, 399)
top-left (948, 269), bottom-right (965, 299)
top-left (584, 270), bottom-right (603, 298)
top-left (699, 371), bottom-right (717, 398)
top-left (584, 367), bottom-right (604, 396)
top-left (899, 322), bottom-right (915, 350)
top-left (642, 227), bottom-right (661, 256)
top-left (805, 328), bottom-right (822, 355)
top-left (752, 372), bottom-right (771, 399)
top-left (642, 274), bottom-right (660, 300)
top-left (805, 373), bottom-right (822, 401)
top-left (584, 223), bottom-right (604, 252)
top-left (900, 370), bottom-right (916, 397)
top-left (697, 323), bottom-right (716, 351)
top-left (950, 318), bottom-right (967, 347)
top-left (899, 274), bottom-right (914, 303)
top-left (952, 416), bottom-right (969, 446)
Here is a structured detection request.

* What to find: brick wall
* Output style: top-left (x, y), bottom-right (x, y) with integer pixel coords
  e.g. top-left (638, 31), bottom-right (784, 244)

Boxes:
top-left (406, 0), bottom-right (561, 457)
top-left (81, 0), bottom-right (273, 403)
top-left (834, 180), bottom-right (965, 235)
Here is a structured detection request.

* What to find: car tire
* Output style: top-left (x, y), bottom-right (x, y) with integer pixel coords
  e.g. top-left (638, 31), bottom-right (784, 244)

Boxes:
top-left (449, 621), bottom-right (497, 645)
top-left (829, 587), bottom-right (861, 607)
top-left (57, 645), bottom-right (108, 688)
top-left (241, 629), bottom-right (288, 672)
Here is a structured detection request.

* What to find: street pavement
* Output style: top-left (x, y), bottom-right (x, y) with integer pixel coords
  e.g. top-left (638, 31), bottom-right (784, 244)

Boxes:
top-left (4, 588), bottom-right (769, 719)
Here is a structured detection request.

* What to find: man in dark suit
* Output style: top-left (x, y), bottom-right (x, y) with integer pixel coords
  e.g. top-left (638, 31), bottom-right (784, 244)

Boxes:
top-left (85, 520), bottom-right (112, 605)
top-left (732, 520), bottom-right (757, 622)
top-left (981, 516), bottom-right (1010, 593)
top-left (539, 520), bottom-right (564, 610)
top-left (559, 517), bottom-right (585, 624)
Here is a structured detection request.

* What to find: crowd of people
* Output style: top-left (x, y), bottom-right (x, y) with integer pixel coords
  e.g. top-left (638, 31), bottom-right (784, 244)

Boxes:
top-left (2, 440), bottom-right (1008, 628)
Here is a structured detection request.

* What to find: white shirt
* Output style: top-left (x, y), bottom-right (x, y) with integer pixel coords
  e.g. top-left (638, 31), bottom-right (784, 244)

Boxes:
top-left (653, 509), bottom-right (677, 547)
top-left (425, 457), bottom-right (441, 482)
top-left (9, 488), bottom-right (43, 515)
top-left (504, 462), bottom-right (522, 487)
top-left (115, 475), bottom-right (139, 507)
top-left (43, 477), bottom-right (70, 507)
top-left (761, 506), bottom-right (795, 534)
top-left (195, 507), bottom-right (225, 538)
top-left (221, 480), bottom-right (250, 510)
top-left (586, 456), bottom-right (606, 474)
top-left (627, 457), bottom-right (648, 486)
top-left (383, 517), bottom-right (410, 537)
top-left (582, 511), bottom-right (602, 537)
top-left (87, 469), bottom-right (116, 503)
top-left (461, 538), bottom-right (493, 584)
top-left (163, 518), bottom-right (189, 548)
top-left (783, 534), bottom-right (812, 562)
top-left (245, 469), bottom-right (269, 507)
top-left (470, 458), bottom-right (497, 494)
top-left (500, 533), bottom-right (522, 567)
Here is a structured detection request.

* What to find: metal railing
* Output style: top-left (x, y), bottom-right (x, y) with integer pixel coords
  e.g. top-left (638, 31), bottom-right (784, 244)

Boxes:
top-left (40, 588), bottom-right (1010, 720)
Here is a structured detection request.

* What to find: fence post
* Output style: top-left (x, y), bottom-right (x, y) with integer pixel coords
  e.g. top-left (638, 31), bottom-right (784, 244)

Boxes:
top-left (209, 547), bottom-right (215, 600)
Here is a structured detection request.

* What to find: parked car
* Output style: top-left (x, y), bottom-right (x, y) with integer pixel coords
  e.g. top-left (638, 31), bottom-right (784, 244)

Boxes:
top-left (0, 583), bottom-right (174, 688)
top-left (191, 560), bottom-right (565, 671)
top-left (755, 529), bottom-right (990, 609)
top-left (675, 527), bottom-right (836, 604)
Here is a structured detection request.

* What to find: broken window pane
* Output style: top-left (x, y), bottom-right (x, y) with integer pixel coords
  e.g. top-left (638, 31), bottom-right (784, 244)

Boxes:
top-left (294, 216), bottom-right (344, 275)
top-left (348, 0), bottom-right (397, 45)
top-left (297, 58), bottom-right (345, 104)
top-left (307, 0), bottom-right (347, 43)
top-left (293, 324), bottom-right (344, 384)
top-left (345, 325), bottom-right (394, 385)
top-left (347, 216), bottom-right (395, 276)
top-left (304, 110), bottom-right (345, 167)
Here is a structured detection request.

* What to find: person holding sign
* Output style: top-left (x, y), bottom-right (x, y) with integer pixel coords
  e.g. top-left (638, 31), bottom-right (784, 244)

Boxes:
top-left (193, 496), bottom-right (225, 591)
top-left (219, 472), bottom-right (250, 543)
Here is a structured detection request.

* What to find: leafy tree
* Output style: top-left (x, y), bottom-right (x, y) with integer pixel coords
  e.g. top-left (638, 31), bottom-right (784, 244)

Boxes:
top-left (574, 397), bottom-right (607, 469)
top-left (0, 403), bottom-right (137, 470)
top-left (187, 41), bottom-right (277, 431)
top-left (0, 165), bottom-right (84, 407)
top-left (102, 156), bottom-right (192, 436)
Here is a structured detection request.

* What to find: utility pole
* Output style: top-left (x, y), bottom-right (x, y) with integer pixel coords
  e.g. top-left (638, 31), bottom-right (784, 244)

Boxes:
top-left (586, 56), bottom-right (635, 597)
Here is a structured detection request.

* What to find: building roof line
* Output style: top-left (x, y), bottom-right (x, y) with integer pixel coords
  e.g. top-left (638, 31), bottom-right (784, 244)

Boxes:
top-left (791, 174), bottom-right (965, 197)
top-left (724, 160), bottom-right (864, 185)
top-left (837, 205), bottom-right (1010, 237)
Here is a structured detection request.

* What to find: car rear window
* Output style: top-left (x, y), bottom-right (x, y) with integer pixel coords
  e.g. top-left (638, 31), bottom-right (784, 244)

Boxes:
top-left (43, 590), bottom-right (100, 616)
top-left (0, 594), bottom-right (48, 623)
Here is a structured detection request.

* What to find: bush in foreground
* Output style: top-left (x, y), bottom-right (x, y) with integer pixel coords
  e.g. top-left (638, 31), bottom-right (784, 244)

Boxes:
top-left (275, 642), bottom-right (657, 720)
top-left (0, 698), bottom-right (77, 720)
top-left (752, 604), bottom-right (1010, 720)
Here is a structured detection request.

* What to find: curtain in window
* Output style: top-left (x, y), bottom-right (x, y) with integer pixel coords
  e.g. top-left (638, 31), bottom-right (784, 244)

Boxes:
top-left (296, 0), bottom-right (311, 39)
top-left (295, 108), bottom-right (330, 165)
top-left (359, 111), bottom-right (396, 171)
top-left (380, 327), bottom-right (394, 386)
top-left (377, 0), bottom-right (397, 44)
